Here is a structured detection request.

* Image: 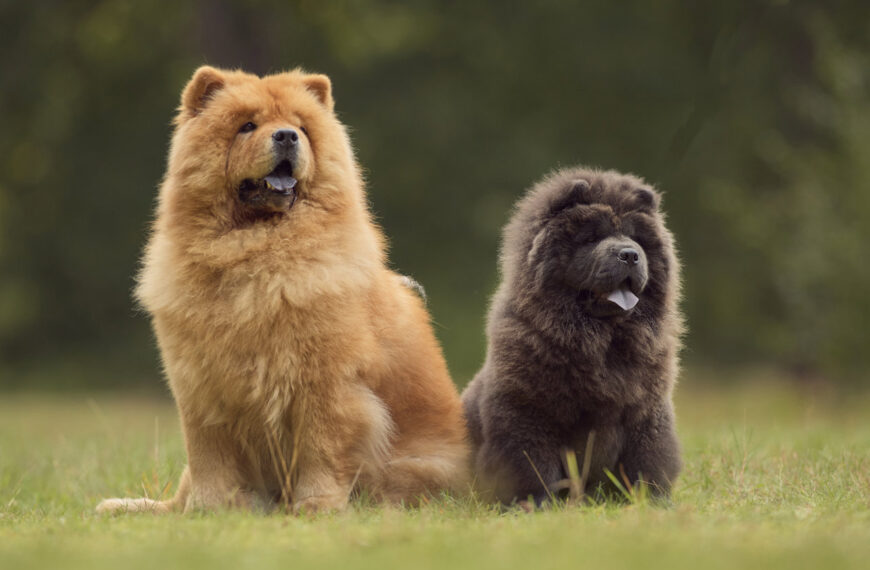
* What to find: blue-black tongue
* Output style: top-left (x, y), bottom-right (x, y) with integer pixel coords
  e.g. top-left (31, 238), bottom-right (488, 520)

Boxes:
top-left (263, 162), bottom-right (297, 194)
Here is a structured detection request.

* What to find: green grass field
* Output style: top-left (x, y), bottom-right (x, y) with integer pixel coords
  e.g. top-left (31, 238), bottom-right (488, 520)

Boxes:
top-left (2, 370), bottom-right (869, 570)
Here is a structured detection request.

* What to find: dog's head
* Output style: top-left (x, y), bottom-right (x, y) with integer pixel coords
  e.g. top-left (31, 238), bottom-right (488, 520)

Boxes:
top-left (504, 168), bottom-right (676, 321)
top-left (163, 66), bottom-right (360, 229)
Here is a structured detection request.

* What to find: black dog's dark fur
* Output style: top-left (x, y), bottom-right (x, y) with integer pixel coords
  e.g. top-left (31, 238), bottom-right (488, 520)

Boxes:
top-left (462, 167), bottom-right (683, 504)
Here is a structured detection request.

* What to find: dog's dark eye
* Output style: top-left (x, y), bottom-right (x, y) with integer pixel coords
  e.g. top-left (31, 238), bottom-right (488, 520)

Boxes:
top-left (633, 236), bottom-right (653, 250)
top-left (300, 126), bottom-right (309, 136)
top-left (239, 122), bottom-right (257, 133)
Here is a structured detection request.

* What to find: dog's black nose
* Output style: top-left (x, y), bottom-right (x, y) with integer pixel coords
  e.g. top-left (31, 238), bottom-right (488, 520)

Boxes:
top-left (272, 129), bottom-right (299, 146)
top-left (617, 247), bottom-right (640, 265)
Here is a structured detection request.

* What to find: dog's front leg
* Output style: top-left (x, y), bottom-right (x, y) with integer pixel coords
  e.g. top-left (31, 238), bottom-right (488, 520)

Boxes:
top-left (182, 420), bottom-right (263, 512)
top-left (290, 383), bottom-right (391, 514)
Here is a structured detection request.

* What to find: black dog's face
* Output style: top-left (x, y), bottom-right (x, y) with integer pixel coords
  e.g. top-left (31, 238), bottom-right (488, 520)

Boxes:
top-left (526, 181), bottom-right (665, 319)
top-left (562, 209), bottom-right (649, 318)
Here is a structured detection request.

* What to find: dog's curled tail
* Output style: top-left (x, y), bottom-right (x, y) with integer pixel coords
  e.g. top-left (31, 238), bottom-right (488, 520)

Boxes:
top-left (397, 274), bottom-right (427, 303)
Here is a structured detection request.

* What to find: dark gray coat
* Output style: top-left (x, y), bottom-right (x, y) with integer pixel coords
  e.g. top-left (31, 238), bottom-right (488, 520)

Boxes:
top-left (462, 167), bottom-right (684, 504)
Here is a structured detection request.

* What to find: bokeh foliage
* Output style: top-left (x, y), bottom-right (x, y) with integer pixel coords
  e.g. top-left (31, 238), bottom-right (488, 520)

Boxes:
top-left (1, 0), bottom-right (868, 388)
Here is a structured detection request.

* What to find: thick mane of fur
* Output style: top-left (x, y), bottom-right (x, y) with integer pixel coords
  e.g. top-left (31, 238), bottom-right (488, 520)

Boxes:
top-left (137, 69), bottom-right (384, 316)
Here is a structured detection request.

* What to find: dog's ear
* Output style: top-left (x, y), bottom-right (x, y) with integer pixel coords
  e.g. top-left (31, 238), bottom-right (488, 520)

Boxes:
top-left (181, 66), bottom-right (226, 117)
top-left (529, 179), bottom-right (590, 263)
top-left (547, 179), bottom-right (591, 218)
top-left (302, 74), bottom-right (334, 110)
top-left (630, 186), bottom-right (661, 212)
top-left (527, 224), bottom-right (571, 291)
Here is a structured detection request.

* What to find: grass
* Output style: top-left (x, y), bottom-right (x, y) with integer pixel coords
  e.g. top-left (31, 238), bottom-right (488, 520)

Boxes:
top-left (1, 370), bottom-right (869, 569)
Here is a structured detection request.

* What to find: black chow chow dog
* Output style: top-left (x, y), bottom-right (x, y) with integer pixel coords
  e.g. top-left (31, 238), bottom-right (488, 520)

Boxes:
top-left (462, 167), bottom-right (683, 504)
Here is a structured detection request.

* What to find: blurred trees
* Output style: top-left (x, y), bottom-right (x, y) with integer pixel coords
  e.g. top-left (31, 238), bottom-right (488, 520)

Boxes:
top-left (1, 0), bottom-right (868, 388)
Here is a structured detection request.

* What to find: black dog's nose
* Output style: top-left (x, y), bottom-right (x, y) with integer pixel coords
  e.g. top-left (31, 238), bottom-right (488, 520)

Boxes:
top-left (617, 247), bottom-right (640, 265)
top-left (272, 129), bottom-right (299, 146)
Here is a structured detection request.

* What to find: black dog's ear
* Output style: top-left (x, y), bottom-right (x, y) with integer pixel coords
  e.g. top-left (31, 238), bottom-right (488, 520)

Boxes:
top-left (631, 186), bottom-right (660, 212)
top-left (547, 179), bottom-right (590, 217)
top-left (529, 179), bottom-right (591, 265)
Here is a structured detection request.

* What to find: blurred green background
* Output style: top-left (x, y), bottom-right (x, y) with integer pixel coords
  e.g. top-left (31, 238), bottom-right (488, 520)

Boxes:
top-left (1, 0), bottom-right (868, 391)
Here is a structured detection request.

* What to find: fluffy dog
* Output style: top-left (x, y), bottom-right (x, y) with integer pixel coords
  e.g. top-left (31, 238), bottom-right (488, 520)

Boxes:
top-left (462, 167), bottom-right (683, 504)
top-left (97, 66), bottom-right (469, 514)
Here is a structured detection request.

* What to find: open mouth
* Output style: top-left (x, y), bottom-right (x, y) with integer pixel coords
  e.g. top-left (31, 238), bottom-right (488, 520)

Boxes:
top-left (585, 280), bottom-right (640, 317)
top-left (262, 160), bottom-right (298, 197)
top-left (238, 160), bottom-right (298, 211)
top-left (605, 285), bottom-right (639, 311)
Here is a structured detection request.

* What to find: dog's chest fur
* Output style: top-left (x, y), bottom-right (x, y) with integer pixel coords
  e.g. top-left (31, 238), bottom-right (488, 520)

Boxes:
top-left (150, 261), bottom-right (378, 428)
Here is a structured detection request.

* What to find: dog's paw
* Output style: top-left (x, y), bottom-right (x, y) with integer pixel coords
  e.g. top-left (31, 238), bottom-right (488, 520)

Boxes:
top-left (292, 494), bottom-right (348, 515)
top-left (96, 497), bottom-right (169, 515)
